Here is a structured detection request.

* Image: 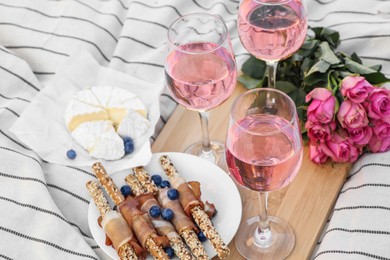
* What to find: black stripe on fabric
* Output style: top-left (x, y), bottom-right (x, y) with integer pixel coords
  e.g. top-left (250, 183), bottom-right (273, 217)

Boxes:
top-left (314, 250), bottom-right (390, 260)
top-left (91, 245), bottom-right (100, 250)
top-left (341, 183), bottom-right (390, 194)
top-left (0, 171), bottom-right (46, 187)
top-left (360, 56), bottom-right (390, 63)
top-left (309, 11), bottom-right (375, 23)
top-left (343, 35), bottom-right (390, 41)
top-left (0, 23), bottom-right (110, 62)
top-left (5, 46), bottom-right (69, 57)
top-left (120, 36), bottom-right (158, 49)
top-left (191, 0), bottom-right (236, 15)
top-left (160, 115), bottom-right (167, 124)
top-left (0, 196), bottom-right (91, 238)
top-left (74, 0), bottom-right (123, 26)
top-left (47, 184), bottom-right (90, 204)
top-left (0, 3), bottom-right (118, 42)
top-left (0, 254), bottom-right (13, 260)
top-left (314, 0), bottom-right (337, 4)
top-left (111, 56), bottom-right (164, 68)
top-left (161, 93), bottom-right (178, 104)
top-left (0, 107), bottom-right (20, 117)
top-left (0, 146), bottom-right (42, 167)
top-left (318, 227), bottom-right (390, 244)
top-left (0, 226), bottom-right (98, 260)
top-left (328, 20), bottom-right (390, 28)
top-left (0, 93), bottom-right (30, 103)
top-left (117, 0), bottom-right (128, 10)
top-left (347, 163), bottom-right (390, 179)
top-left (0, 64), bottom-right (40, 92)
top-left (335, 205), bottom-right (390, 212)
top-left (126, 17), bottom-right (169, 30)
top-left (0, 129), bottom-right (31, 150)
top-left (150, 136), bottom-right (156, 142)
top-left (33, 72), bottom-right (56, 75)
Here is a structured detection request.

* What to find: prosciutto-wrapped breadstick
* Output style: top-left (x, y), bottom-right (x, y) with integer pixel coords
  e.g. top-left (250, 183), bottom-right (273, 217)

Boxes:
top-left (159, 155), bottom-right (230, 259)
top-left (132, 167), bottom-right (208, 260)
top-left (85, 181), bottom-right (140, 260)
top-left (126, 174), bottom-right (193, 260)
top-left (92, 162), bottom-right (169, 260)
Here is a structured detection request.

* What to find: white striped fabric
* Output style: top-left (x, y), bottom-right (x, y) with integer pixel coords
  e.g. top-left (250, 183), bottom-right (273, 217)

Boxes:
top-left (0, 0), bottom-right (389, 259)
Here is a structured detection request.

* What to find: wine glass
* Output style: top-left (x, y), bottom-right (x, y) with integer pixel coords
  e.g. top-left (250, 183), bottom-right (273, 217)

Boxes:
top-left (238, 0), bottom-right (307, 88)
top-left (165, 13), bottom-right (237, 169)
top-left (225, 88), bottom-right (303, 259)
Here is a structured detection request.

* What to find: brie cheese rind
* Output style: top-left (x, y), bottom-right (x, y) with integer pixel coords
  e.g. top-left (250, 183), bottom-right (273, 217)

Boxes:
top-left (64, 86), bottom-right (150, 160)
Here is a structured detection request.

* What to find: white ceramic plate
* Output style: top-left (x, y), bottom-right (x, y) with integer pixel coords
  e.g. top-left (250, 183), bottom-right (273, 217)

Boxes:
top-left (88, 152), bottom-right (242, 259)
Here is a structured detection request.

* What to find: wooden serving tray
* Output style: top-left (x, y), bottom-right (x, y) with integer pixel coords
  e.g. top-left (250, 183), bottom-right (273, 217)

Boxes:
top-left (152, 83), bottom-right (350, 260)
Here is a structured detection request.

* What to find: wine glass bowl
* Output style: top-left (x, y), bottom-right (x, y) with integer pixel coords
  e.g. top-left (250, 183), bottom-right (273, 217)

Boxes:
top-left (225, 88), bottom-right (303, 259)
top-left (165, 13), bottom-right (237, 168)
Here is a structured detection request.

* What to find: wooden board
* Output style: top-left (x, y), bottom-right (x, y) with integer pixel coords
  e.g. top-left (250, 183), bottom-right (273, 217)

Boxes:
top-left (152, 83), bottom-right (350, 260)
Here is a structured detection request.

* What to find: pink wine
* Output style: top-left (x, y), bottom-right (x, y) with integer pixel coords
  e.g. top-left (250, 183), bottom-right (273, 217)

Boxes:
top-left (165, 42), bottom-right (237, 111)
top-left (238, 0), bottom-right (307, 61)
top-left (226, 114), bottom-right (302, 192)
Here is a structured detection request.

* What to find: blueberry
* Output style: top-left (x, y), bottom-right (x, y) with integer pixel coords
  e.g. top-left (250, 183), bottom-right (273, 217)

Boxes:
top-left (161, 208), bottom-right (174, 221)
top-left (167, 189), bottom-right (179, 200)
top-left (123, 136), bottom-right (132, 144)
top-left (160, 180), bottom-right (171, 189)
top-left (164, 247), bottom-right (174, 258)
top-left (197, 231), bottom-right (207, 242)
top-left (66, 149), bottom-right (77, 160)
top-left (120, 185), bottom-right (132, 197)
top-left (124, 141), bottom-right (134, 155)
top-left (149, 205), bottom-right (161, 218)
top-left (151, 175), bottom-right (162, 186)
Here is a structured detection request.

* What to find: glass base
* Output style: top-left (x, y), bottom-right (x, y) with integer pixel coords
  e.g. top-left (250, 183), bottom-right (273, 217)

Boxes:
top-left (184, 141), bottom-right (227, 172)
top-left (235, 216), bottom-right (295, 260)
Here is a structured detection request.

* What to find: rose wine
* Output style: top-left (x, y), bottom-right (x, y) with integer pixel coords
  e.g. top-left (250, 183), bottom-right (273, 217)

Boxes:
top-left (238, 0), bottom-right (307, 61)
top-left (165, 42), bottom-right (237, 111)
top-left (226, 114), bottom-right (302, 192)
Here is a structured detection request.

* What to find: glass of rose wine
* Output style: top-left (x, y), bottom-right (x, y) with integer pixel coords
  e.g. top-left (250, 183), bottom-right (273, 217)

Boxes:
top-left (238, 0), bottom-right (307, 88)
top-left (226, 88), bottom-right (303, 259)
top-left (165, 13), bottom-right (237, 169)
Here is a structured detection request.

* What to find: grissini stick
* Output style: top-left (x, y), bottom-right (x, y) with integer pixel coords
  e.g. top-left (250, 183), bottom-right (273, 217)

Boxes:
top-left (92, 162), bottom-right (169, 260)
top-left (159, 155), bottom-right (230, 259)
top-left (85, 181), bottom-right (140, 260)
top-left (132, 167), bottom-right (208, 260)
top-left (126, 174), bottom-right (194, 260)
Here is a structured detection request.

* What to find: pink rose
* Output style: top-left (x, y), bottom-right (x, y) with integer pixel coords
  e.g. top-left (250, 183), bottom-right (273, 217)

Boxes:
top-left (340, 76), bottom-right (374, 103)
top-left (309, 143), bottom-right (329, 164)
top-left (347, 126), bottom-right (373, 146)
top-left (368, 135), bottom-right (390, 153)
top-left (306, 88), bottom-right (336, 124)
top-left (337, 99), bottom-right (368, 129)
top-left (367, 88), bottom-right (390, 121)
top-left (325, 132), bottom-right (360, 163)
top-left (305, 120), bottom-right (336, 142)
top-left (371, 119), bottom-right (390, 139)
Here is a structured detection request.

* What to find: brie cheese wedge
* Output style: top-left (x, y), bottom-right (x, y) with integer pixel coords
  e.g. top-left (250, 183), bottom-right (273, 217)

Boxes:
top-left (64, 86), bottom-right (150, 160)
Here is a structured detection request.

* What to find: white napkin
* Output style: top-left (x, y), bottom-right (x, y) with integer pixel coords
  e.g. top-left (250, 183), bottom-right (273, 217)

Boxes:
top-left (10, 49), bottom-right (162, 173)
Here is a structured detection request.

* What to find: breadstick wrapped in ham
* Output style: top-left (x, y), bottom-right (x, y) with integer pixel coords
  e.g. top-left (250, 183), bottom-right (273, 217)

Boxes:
top-left (132, 167), bottom-right (208, 260)
top-left (126, 174), bottom-right (193, 260)
top-left (85, 181), bottom-right (141, 260)
top-left (92, 162), bottom-right (169, 260)
top-left (160, 155), bottom-right (230, 259)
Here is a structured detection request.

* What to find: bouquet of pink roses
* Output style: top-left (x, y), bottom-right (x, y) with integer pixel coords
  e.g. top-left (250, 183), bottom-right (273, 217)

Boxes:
top-left (239, 27), bottom-right (390, 164)
top-left (306, 76), bottom-right (390, 164)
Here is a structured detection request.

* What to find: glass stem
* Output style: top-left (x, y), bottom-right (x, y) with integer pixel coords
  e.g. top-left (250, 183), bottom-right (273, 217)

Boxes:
top-left (198, 111), bottom-right (213, 157)
top-left (267, 60), bottom-right (278, 88)
top-left (254, 192), bottom-right (273, 248)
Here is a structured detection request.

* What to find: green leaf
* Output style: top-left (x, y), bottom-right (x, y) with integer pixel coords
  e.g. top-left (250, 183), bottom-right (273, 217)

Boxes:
top-left (241, 56), bottom-right (267, 79)
top-left (351, 52), bottom-right (362, 64)
top-left (307, 59), bottom-right (331, 75)
top-left (275, 81), bottom-right (298, 94)
top-left (318, 42), bottom-right (341, 65)
top-left (363, 72), bottom-right (390, 85)
top-left (369, 64), bottom-right (382, 71)
top-left (288, 88), bottom-right (307, 107)
top-left (304, 72), bottom-right (328, 87)
top-left (311, 27), bottom-right (340, 48)
top-left (238, 75), bottom-right (264, 89)
top-left (345, 58), bottom-right (377, 74)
